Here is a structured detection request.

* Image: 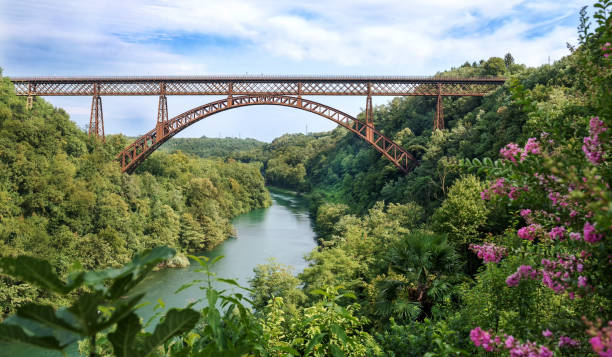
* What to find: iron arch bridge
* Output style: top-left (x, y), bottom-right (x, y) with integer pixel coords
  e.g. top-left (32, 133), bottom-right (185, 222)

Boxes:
top-left (9, 75), bottom-right (505, 173)
top-left (118, 95), bottom-right (417, 173)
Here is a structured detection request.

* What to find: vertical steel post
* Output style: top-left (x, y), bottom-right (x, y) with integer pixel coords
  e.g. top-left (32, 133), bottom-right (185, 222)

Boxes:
top-left (156, 83), bottom-right (168, 141)
top-left (227, 82), bottom-right (233, 107)
top-left (89, 83), bottom-right (104, 141)
top-left (365, 83), bottom-right (373, 142)
top-left (297, 82), bottom-right (303, 107)
top-left (27, 83), bottom-right (34, 110)
top-left (434, 83), bottom-right (444, 130)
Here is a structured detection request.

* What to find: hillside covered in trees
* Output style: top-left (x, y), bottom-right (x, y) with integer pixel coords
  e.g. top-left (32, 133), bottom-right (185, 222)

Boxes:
top-left (0, 74), bottom-right (270, 314)
top-left (0, 2), bottom-right (611, 356)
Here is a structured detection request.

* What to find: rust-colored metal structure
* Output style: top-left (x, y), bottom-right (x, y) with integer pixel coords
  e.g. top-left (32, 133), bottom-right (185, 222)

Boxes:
top-left (119, 95), bottom-right (416, 173)
top-left (10, 75), bottom-right (505, 173)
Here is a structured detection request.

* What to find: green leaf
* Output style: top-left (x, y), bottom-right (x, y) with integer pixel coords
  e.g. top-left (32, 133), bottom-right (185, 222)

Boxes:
top-left (16, 304), bottom-right (81, 335)
top-left (99, 294), bottom-right (145, 330)
top-left (0, 324), bottom-right (63, 350)
top-left (0, 256), bottom-right (82, 294)
top-left (276, 345), bottom-right (300, 355)
top-left (216, 278), bottom-right (241, 288)
top-left (329, 344), bottom-right (345, 357)
top-left (304, 333), bottom-right (326, 356)
top-left (67, 293), bottom-right (105, 335)
top-left (140, 308), bottom-right (200, 356)
top-left (175, 280), bottom-right (203, 294)
top-left (330, 324), bottom-right (348, 345)
top-left (108, 312), bottom-right (142, 357)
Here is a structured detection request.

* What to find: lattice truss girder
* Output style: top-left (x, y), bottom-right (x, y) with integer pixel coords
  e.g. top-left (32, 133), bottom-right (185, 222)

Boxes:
top-left (13, 78), bottom-right (504, 97)
top-left (118, 95), bottom-right (416, 174)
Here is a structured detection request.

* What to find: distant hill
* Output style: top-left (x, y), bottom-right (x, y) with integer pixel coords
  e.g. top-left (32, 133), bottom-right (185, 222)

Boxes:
top-left (158, 136), bottom-right (266, 159)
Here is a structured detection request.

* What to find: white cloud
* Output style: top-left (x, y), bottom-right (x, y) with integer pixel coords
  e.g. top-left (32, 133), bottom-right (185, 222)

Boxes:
top-left (0, 0), bottom-right (591, 140)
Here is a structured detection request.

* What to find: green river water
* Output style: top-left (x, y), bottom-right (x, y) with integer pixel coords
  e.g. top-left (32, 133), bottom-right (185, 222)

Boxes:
top-left (4, 188), bottom-right (317, 356)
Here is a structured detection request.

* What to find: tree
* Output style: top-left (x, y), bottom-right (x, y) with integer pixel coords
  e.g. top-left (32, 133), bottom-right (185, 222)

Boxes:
top-left (373, 232), bottom-right (463, 322)
top-left (484, 57), bottom-right (506, 75)
top-left (504, 53), bottom-right (515, 68)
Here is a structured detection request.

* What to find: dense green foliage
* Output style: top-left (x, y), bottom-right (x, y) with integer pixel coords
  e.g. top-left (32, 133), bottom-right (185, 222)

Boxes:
top-left (0, 74), bottom-right (270, 315)
top-left (158, 136), bottom-right (265, 159)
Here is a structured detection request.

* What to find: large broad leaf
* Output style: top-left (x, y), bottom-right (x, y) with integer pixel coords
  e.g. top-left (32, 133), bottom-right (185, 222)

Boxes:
top-left (81, 246), bottom-right (175, 294)
top-left (140, 308), bottom-right (200, 356)
top-left (0, 324), bottom-right (63, 350)
top-left (329, 344), bottom-right (345, 357)
top-left (0, 256), bottom-right (82, 294)
top-left (67, 293), bottom-right (105, 335)
top-left (16, 304), bottom-right (81, 335)
top-left (108, 312), bottom-right (142, 357)
top-left (99, 293), bottom-right (145, 331)
top-left (330, 324), bottom-right (348, 345)
top-left (303, 333), bottom-right (326, 356)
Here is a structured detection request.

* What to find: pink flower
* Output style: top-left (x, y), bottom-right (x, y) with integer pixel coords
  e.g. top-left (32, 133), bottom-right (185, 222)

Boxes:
top-left (584, 222), bottom-right (602, 243)
top-left (500, 143), bottom-right (521, 164)
top-left (559, 336), bottom-right (580, 348)
top-left (578, 276), bottom-right (588, 288)
top-left (480, 190), bottom-right (490, 200)
top-left (518, 224), bottom-right (542, 241)
top-left (570, 232), bottom-right (581, 241)
top-left (549, 226), bottom-right (566, 240)
top-left (542, 329), bottom-right (553, 338)
top-left (470, 243), bottom-right (507, 263)
top-left (506, 265), bottom-right (538, 286)
top-left (521, 137), bottom-right (541, 161)
top-left (583, 117), bottom-right (607, 165)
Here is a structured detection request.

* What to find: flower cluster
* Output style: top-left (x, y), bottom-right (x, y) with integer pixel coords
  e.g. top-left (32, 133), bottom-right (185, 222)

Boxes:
top-left (499, 137), bottom-right (542, 164)
top-left (583, 117), bottom-right (607, 165)
top-left (583, 222), bottom-right (603, 243)
top-left (603, 42), bottom-right (611, 58)
top-left (517, 224), bottom-right (543, 241)
top-left (506, 265), bottom-right (538, 287)
top-left (540, 253), bottom-right (587, 296)
top-left (470, 327), bottom-right (554, 356)
top-left (469, 243), bottom-right (507, 263)
top-left (585, 319), bottom-right (612, 357)
top-left (480, 178), bottom-right (528, 201)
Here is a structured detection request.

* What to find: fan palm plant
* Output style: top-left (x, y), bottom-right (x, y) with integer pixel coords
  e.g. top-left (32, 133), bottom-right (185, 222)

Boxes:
top-left (373, 232), bottom-right (464, 323)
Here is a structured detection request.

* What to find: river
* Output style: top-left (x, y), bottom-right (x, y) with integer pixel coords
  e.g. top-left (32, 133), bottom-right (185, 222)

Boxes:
top-left (5, 188), bottom-right (317, 356)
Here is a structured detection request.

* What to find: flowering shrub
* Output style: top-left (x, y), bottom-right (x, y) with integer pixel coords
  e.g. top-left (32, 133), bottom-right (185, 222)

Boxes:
top-left (469, 243), bottom-right (507, 263)
top-left (585, 319), bottom-right (612, 356)
top-left (466, 2), bottom-right (612, 354)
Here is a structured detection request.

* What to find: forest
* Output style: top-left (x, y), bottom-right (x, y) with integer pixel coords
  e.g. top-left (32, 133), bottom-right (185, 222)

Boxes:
top-left (0, 1), bottom-right (611, 356)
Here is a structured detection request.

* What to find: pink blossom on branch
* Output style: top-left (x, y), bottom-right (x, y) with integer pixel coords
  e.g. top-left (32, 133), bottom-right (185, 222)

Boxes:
top-left (517, 224), bottom-right (542, 241)
top-left (469, 243), bottom-right (507, 263)
top-left (583, 222), bottom-right (603, 243)
top-left (470, 327), bottom-right (554, 356)
top-left (582, 117), bottom-right (607, 165)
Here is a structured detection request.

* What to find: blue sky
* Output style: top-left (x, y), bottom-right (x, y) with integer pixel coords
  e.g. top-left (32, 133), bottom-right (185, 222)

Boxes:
top-left (0, 0), bottom-right (589, 141)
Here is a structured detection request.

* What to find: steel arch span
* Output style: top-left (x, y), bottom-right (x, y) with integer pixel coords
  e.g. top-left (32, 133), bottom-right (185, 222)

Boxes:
top-left (117, 95), bottom-right (417, 174)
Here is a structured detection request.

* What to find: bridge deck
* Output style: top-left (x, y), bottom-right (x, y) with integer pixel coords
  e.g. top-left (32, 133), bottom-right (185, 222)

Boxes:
top-left (10, 75), bottom-right (505, 97)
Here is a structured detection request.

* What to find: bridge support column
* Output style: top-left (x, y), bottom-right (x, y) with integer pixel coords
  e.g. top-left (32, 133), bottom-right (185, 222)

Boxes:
top-left (156, 83), bottom-right (168, 141)
top-left (365, 83), bottom-right (374, 142)
top-left (227, 82), bottom-right (233, 108)
top-left (434, 83), bottom-right (444, 130)
top-left (26, 83), bottom-right (34, 110)
top-left (89, 83), bottom-right (104, 141)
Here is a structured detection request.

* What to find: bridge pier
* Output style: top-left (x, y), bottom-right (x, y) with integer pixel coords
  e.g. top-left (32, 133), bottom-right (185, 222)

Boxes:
top-left (89, 83), bottom-right (104, 140)
top-left (26, 83), bottom-right (34, 110)
top-left (434, 83), bottom-right (444, 130)
top-left (365, 83), bottom-right (374, 142)
top-left (156, 83), bottom-right (168, 141)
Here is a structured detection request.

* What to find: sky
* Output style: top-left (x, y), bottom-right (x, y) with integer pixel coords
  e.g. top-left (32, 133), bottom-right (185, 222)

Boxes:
top-left (0, 0), bottom-right (590, 142)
